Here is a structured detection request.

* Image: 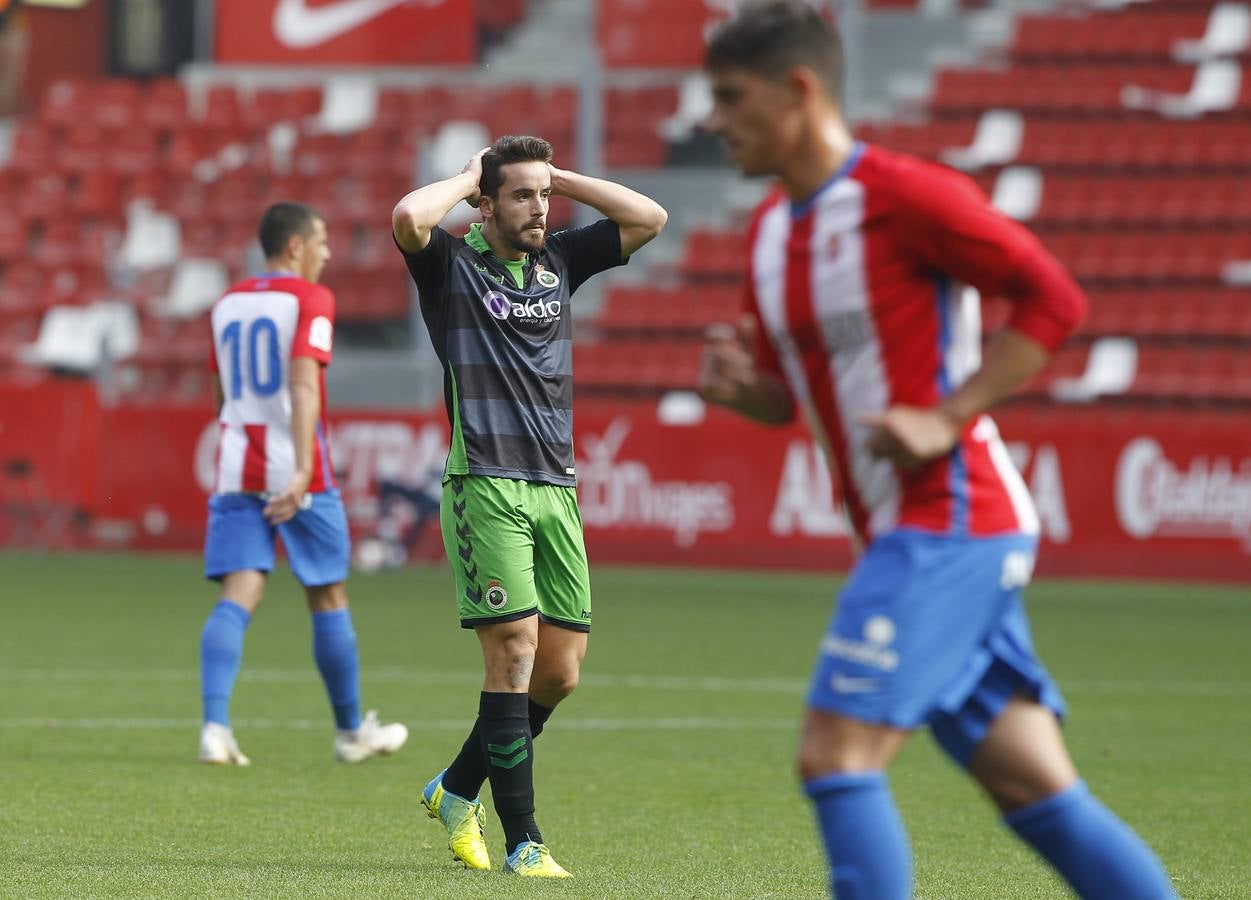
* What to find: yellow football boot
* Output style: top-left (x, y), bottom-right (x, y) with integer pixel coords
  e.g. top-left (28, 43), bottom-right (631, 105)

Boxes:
top-left (503, 841), bottom-right (572, 878)
top-left (421, 770), bottom-right (491, 871)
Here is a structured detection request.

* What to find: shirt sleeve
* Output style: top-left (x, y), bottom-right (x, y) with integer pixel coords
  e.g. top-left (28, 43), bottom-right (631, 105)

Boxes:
top-left (396, 225), bottom-right (456, 308)
top-left (208, 322), bottom-right (219, 373)
top-left (899, 162), bottom-right (1086, 352)
top-left (291, 285), bottom-right (335, 365)
top-left (544, 218), bottom-right (628, 295)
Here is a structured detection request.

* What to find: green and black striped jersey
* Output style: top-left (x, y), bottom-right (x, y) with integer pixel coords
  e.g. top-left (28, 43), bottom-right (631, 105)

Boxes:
top-left (399, 219), bottom-right (626, 486)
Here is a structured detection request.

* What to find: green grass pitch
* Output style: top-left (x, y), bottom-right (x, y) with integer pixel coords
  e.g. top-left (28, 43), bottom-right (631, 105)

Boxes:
top-left (0, 552), bottom-right (1247, 898)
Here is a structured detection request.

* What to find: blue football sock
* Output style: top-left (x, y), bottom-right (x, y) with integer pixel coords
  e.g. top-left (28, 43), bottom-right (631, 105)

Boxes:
top-left (199, 599), bottom-right (251, 726)
top-left (1006, 780), bottom-right (1177, 899)
top-left (804, 771), bottom-right (912, 900)
top-left (312, 608), bottom-right (361, 732)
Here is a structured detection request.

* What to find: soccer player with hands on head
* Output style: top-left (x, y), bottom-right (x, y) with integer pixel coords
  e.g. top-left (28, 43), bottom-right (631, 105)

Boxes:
top-left (198, 203), bottom-right (409, 768)
top-left (701, 3), bottom-right (1177, 898)
top-left (392, 136), bottom-right (666, 878)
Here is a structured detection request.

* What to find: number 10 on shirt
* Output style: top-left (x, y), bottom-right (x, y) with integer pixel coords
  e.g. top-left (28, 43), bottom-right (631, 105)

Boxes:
top-left (220, 317), bottom-right (283, 400)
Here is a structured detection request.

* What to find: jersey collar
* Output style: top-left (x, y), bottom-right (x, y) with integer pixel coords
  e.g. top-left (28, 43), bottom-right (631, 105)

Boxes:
top-left (789, 141), bottom-right (866, 219)
top-left (465, 223), bottom-right (529, 289)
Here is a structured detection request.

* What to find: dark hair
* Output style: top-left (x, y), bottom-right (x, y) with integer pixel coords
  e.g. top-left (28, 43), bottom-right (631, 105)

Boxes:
top-left (479, 135), bottom-right (554, 199)
top-left (705, 0), bottom-right (843, 101)
top-left (258, 202), bottom-right (322, 259)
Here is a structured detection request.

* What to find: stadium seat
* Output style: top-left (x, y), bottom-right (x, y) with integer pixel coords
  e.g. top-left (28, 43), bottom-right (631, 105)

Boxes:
top-left (200, 84), bottom-right (245, 130)
top-left (312, 79), bottom-right (378, 134)
top-left (1012, 8), bottom-right (1226, 61)
top-left (27, 302), bottom-right (139, 372)
top-left (93, 81), bottom-right (142, 131)
top-left (1049, 337), bottom-right (1138, 402)
top-left (0, 217), bottom-right (27, 262)
top-left (140, 79), bottom-right (189, 132)
top-left (39, 77), bottom-right (92, 129)
top-left (1174, 2), bottom-right (1251, 62)
top-left (941, 109), bottom-right (1024, 170)
top-left (8, 123), bottom-right (53, 175)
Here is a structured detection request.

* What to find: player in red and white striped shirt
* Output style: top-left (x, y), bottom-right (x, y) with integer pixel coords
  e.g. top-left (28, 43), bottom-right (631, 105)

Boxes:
top-left (199, 203), bottom-right (406, 767)
top-left (699, 4), bottom-right (1175, 898)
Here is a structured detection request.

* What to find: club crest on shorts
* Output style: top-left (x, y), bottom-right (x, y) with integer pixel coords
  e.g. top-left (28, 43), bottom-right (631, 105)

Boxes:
top-left (485, 579), bottom-right (509, 610)
top-left (535, 266), bottom-right (560, 289)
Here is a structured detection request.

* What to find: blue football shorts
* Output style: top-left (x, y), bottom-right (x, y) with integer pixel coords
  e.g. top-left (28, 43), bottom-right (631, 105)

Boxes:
top-left (807, 528), bottom-right (1066, 769)
top-left (203, 489), bottom-right (350, 587)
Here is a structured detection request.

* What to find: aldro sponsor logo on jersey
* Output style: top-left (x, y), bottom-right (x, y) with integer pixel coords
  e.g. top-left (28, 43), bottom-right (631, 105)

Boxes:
top-left (480, 289), bottom-right (561, 325)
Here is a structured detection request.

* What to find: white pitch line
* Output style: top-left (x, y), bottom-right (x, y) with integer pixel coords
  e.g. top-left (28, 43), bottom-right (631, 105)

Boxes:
top-left (0, 668), bottom-right (808, 693)
top-left (0, 716), bottom-right (797, 732)
top-left (0, 669), bottom-right (1247, 696)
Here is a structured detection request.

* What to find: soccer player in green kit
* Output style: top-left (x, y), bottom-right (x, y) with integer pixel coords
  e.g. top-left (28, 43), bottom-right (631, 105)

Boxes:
top-left (392, 136), bottom-right (667, 877)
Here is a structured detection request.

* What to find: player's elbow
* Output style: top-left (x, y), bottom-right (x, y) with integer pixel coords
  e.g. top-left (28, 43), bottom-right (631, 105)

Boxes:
top-left (391, 202), bottom-right (430, 253)
top-left (640, 201), bottom-right (668, 242)
top-left (621, 203), bottom-right (668, 256)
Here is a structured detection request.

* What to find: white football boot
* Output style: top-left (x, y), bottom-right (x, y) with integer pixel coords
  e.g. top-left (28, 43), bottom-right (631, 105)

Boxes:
top-left (198, 721), bottom-right (251, 766)
top-left (334, 709), bottom-right (409, 763)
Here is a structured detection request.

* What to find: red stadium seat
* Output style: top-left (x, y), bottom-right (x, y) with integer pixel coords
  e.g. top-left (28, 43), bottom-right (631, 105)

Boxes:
top-left (39, 77), bottom-right (94, 128)
top-left (109, 128), bottom-right (161, 177)
top-left (32, 221), bottom-right (84, 269)
top-left (0, 263), bottom-right (44, 315)
top-left (1013, 9), bottom-right (1235, 62)
top-left (141, 79), bottom-right (189, 132)
top-left (201, 85), bottom-right (244, 130)
top-left (16, 174), bottom-right (68, 224)
top-left (72, 171), bottom-right (122, 218)
top-left (929, 63), bottom-right (1221, 114)
top-left (0, 218), bottom-right (28, 263)
top-left (9, 123), bottom-right (54, 175)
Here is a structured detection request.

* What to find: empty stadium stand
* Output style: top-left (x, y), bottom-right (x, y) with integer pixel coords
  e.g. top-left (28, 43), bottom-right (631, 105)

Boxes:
top-left (1, 0), bottom-right (1247, 412)
top-left (572, 0), bottom-right (1251, 404)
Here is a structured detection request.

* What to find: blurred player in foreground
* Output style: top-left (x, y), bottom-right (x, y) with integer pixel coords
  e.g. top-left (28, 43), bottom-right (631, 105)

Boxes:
top-left (699, 3), bottom-right (1176, 898)
top-left (392, 136), bottom-right (666, 877)
top-left (199, 203), bottom-right (408, 767)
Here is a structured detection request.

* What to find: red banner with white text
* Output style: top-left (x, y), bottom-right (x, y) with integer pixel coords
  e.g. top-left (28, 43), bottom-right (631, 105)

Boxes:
top-left (215, 0), bottom-right (476, 65)
top-left (1, 382), bottom-right (1248, 581)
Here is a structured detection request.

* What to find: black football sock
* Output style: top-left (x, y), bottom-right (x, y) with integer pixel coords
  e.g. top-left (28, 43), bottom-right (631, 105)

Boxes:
top-left (528, 698), bottom-right (554, 738)
top-left (478, 691), bottom-right (542, 854)
top-left (442, 698), bottom-right (558, 800)
top-left (441, 722), bottom-right (485, 800)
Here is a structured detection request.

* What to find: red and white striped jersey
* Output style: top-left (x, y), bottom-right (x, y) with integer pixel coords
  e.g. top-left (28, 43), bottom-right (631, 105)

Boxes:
top-left (745, 143), bottom-right (1085, 546)
top-left (208, 274), bottom-right (337, 495)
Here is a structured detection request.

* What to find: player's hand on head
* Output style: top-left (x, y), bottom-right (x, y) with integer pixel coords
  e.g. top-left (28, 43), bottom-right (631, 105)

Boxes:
top-left (547, 163), bottom-right (569, 193)
top-left (462, 147), bottom-right (489, 209)
top-left (859, 406), bottom-right (961, 471)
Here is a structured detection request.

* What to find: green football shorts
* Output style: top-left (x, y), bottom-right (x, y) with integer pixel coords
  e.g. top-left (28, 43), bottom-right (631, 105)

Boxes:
top-left (441, 474), bottom-right (592, 632)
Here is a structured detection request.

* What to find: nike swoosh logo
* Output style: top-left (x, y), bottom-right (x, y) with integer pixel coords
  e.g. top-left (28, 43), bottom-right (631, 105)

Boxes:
top-left (830, 675), bottom-right (880, 694)
top-left (272, 0), bottom-right (413, 50)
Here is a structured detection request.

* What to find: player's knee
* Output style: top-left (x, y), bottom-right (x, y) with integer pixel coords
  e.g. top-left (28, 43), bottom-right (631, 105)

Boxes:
top-left (534, 668), bottom-right (579, 702)
top-left (797, 741), bottom-right (853, 781)
top-left (796, 719), bottom-right (903, 780)
top-left (978, 768), bottom-right (1076, 814)
top-left (492, 635), bottom-right (539, 690)
top-left (305, 582), bottom-right (347, 613)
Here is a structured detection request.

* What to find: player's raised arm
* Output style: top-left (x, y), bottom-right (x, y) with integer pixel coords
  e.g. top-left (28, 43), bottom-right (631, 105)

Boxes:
top-left (391, 148), bottom-right (488, 254)
top-left (547, 165), bottom-right (668, 257)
